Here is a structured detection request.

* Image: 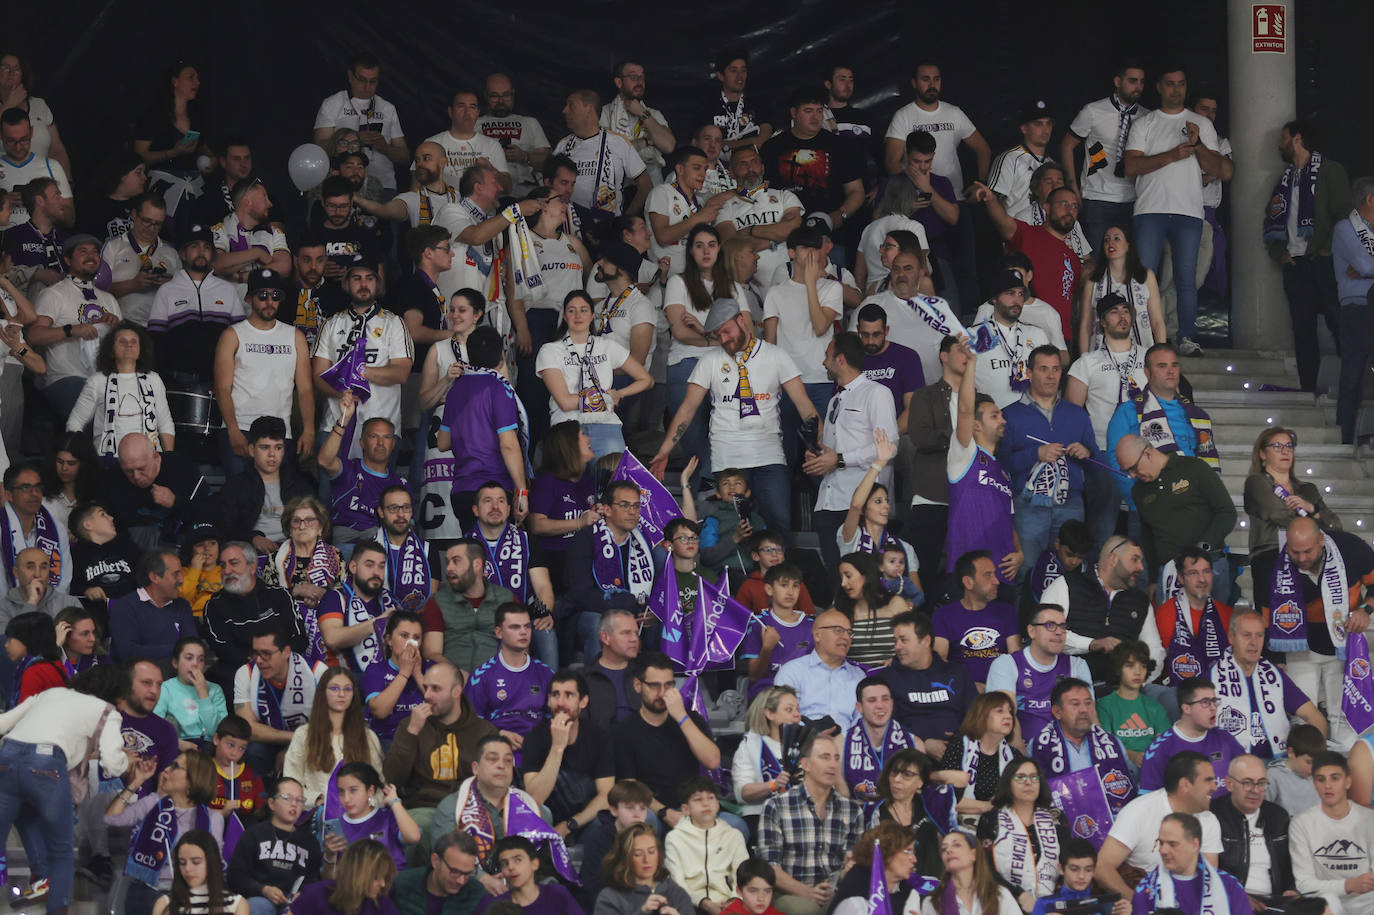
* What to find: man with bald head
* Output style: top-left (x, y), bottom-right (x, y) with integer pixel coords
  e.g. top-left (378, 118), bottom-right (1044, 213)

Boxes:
top-left (1211, 753), bottom-right (1296, 909)
top-left (1115, 432), bottom-right (1235, 599)
top-left (354, 140), bottom-right (457, 227)
top-left (103, 433), bottom-right (206, 550)
top-left (476, 73), bottom-right (550, 197)
top-left (1263, 516), bottom-right (1374, 748)
top-left (1211, 608), bottom-right (1325, 759)
top-left (775, 609), bottom-right (867, 730)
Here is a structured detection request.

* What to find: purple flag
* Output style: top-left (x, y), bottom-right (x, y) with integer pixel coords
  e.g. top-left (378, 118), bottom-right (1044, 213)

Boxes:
top-left (319, 336), bottom-right (373, 404)
top-left (1050, 771), bottom-right (1115, 850)
top-left (868, 843), bottom-right (892, 915)
top-left (921, 783), bottom-right (957, 834)
top-left (906, 876), bottom-right (941, 897)
top-left (1344, 636), bottom-right (1374, 737)
top-left (612, 450), bottom-right (680, 546)
top-left (648, 560), bottom-right (689, 670)
top-left (221, 812), bottom-right (245, 865)
top-left (678, 675), bottom-right (712, 721)
top-left (690, 576), bottom-right (754, 673)
top-left (506, 790), bottom-right (580, 885)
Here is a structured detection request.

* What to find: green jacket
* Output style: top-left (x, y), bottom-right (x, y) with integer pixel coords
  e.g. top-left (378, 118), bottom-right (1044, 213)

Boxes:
top-left (1132, 453), bottom-right (1237, 574)
top-left (429, 582), bottom-right (513, 673)
top-left (391, 864), bottom-right (483, 915)
top-left (1265, 156), bottom-right (1352, 261)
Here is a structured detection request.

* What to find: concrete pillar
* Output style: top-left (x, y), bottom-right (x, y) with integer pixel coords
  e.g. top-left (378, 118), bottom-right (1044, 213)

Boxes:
top-left (1228, 0), bottom-right (1297, 350)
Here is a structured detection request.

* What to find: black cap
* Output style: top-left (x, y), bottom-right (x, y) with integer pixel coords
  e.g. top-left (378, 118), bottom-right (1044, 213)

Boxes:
top-left (801, 212), bottom-right (833, 239)
top-left (183, 519), bottom-right (221, 547)
top-left (994, 268), bottom-right (1027, 295)
top-left (346, 253), bottom-right (380, 277)
top-left (1095, 291), bottom-right (1134, 318)
top-left (246, 268), bottom-right (290, 295)
top-left (183, 224), bottom-right (214, 247)
top-left (1019, 98), bottom-right (1053, 124)
top-left (598, 241), bottom-right (643, 279)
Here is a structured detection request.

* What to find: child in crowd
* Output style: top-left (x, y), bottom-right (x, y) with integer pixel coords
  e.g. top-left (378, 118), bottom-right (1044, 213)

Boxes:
top-left (741, 563), bottom-right (815, 698)
top-left (698, 469), bottom-right (768, 582)
top-left (879, 543), bottom-right (923, 607)
top-left (179, 522), bottom-right (223, 617)
top-left (209, 715), bottom-right (267, 818)
top-left (579, 779), bottom-right (653, 907)
top-left (1025, 519), bottom-right (1091, 604)
top-left (664, 776), bottom-right (749, 915)
top-left (478, 835), bottom-right (584, 915)
top-left (733, 531), bottom-right (816, 615)
top-left (155, 636), bottom-right (229, 749)
top-left (226, 776), bottom-right (326, 911)
top-left (1031, 838), bottom-right (1130, 915)
top-left (718, 858), bottom-right (785, 915)
top-left (328, 761), bottom-right (421, 872)
top-left (1094, 641), bottom-right (1171, 769)
top-left (1267, 722), bottom-right (1323, 816)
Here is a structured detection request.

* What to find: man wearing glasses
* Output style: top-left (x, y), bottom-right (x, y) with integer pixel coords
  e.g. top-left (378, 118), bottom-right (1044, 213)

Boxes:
top-left (101, 192), bottom-right (178, 326)
top-left (563, 481), bottom-right (658, 664)
top-left (1139, 677), bottom-right (1245, 797)
top-left (986, 603), bottom-right (1092, 750)
top-left (776, 609), bottom-right (867, 731)
top-left (232, 628), bottom-right (321, 783)
top-left (1211, 609), bottom-right (1325, 760)
top-left (392, 830), bottom-right (483, 915)
top-left (213, 269), bottom-right (316, 477)
top-left (1209, 754), bottom-right (1296, 911)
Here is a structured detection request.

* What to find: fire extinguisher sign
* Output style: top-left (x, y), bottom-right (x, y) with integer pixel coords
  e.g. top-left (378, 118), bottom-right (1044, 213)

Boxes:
top-left (1253, 4), bottom-right (1287, 53)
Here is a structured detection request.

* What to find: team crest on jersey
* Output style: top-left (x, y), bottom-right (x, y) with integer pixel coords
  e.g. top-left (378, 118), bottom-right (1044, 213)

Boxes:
top-left (1171, 653), bottom-right (1201, 679)
top-left (373, 327), bottom-right (383, 337)
top-left (960, 627), bottom-right (1001, 651)
top-left (1072, 814), bottom-right (1102, 840)
top-left (1272, 600), bottom-right (1303, 634)
top-left (1022, 677), bottom-right (1034, 689)
top-left (1102, 769), bottom-right (1132, 801)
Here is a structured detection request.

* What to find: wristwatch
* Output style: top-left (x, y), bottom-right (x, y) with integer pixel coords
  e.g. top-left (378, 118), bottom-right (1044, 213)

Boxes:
top-left (62, 324), bottom-right (72, 338)
top-left (836, 452), bottom-right (847, 469)
top-left (565, 818), bottom-right (579, 832)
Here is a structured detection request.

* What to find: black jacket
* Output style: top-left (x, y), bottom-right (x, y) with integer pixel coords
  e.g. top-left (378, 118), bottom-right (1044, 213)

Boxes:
top-left (219, 465), bottom-right (317, 544)
top-left (1062, 567), bottom-right (1151, 684)
top-left (1210, 795), bottom-right (1294, 898)
top-left (584, 655), bottom-right (638, 733)
top-left (200, 584), bottom-right (302, 693)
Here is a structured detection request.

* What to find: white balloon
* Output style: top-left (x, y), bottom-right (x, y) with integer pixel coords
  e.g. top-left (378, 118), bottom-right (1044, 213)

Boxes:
top-left (287, 143), bottom-right (330, 192)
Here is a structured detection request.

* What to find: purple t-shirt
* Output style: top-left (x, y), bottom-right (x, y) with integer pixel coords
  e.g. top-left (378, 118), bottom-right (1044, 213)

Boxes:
top-left (360, 658), bottom-right (430, 743)
top-left (530, 471), bottom-right (597, 553)
top-left (6, 221), bottom-right (66, 271)
top-left (441, 372), bottom-right (521, 493)
top-left (911, 173), bottom-right (957, 259)
top-left (337, 806), bottom-right (407, 871)
top-left (100, 710), bottom-right (179, 796)
top-left (329, 458), bottom-right (407, 531)
top-left (931, 600), bottom-right (1018, 683)
top-left (466, 653), bottom-right (554, 737)
top-left (291, 880), bottom-right (399, 915)
top-left (475, 883), bottom-right (585, 915)
top-left (741, 610), bottom-right (815, 697)
top-left (1139, 726), bottom-right (1246, 796)
top-left (861, 341), bottom-right (924, 415)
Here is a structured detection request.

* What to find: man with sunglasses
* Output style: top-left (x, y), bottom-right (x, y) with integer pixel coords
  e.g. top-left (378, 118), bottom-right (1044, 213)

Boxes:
top-left (1140, 677), bottom-right (1245, 797)
top-left (101, 192), bottom-right (178, 326)
top-left (213, 269), bottom-right (316, 476)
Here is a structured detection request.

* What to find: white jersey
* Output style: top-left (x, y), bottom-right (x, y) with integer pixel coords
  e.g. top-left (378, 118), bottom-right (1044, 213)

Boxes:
top-left (314, 91), bottom-right (405, 190)
top-left (534, 335), bottom-right (630, 426)
top-left (762, 277), bottom-right (842, 384)
top-left (717, 185), bottom-right (805, 287)
top-left (434, 198), bottom-right (505, 308)
top-left (313, 306), bottom-right (413, 454)
top-left (476, 114), bottom-right (551, 197)
top-left (593, 286), bottom-right (656, 371)
top-left (100, 235), bottom-right (182, 327)
top-left (1201, 136), bottom-right (1232, 210)
top-left (989, 144), bottom-right (1053, 222)
top-left (229, 320), bottom-right (300, 431)
top-left (423, 131), bottom-right (509, 187)
top-left (394, 185), bottom-right (458, 228)
top-left (970, 318), bottom-right (1050, 408)
top-left (552, 130), bottom-right (645, 214)
top-left (884, 101), bottom-right (977, 198)
top-left (850, 291), bottom-right (948, 387)
top-left (973, 296), bottom-right (1067, 353)
top-left (0, 153), bottom-right (71, 225)
top-left (600, 97), bottom-right (672, 183)
top-left (1067, 346), bottom-right (1148, 448)
top-left (688, 339), bottom-right (799, 469)
top-left (530, 232), bottom-right (584, 312)
top-left (33, 278), bottom-right (122, 386)
top-left (1126, 108), bottom-right (1219, 219)
top-left (1084, 273), bottom-right (1155, 351)
top-left (858, 215), bottom-right (930, 291)
top-left (1067, 96), bottom-right (1148, 204)
top-left (662, 274), bottom-right (718, 366)
top-left (212, 213), bottom-right (290, 298)
top-left (645, 181), bottom-right (700, 275)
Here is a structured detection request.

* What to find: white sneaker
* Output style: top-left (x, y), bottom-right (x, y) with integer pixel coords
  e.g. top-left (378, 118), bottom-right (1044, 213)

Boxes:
top-left (1178, 337), bottom-right (1204, 356)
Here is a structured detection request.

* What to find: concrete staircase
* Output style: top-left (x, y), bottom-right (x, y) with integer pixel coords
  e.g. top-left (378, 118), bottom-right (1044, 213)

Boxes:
top-left (1182, 349), bottom-right (1374, 601)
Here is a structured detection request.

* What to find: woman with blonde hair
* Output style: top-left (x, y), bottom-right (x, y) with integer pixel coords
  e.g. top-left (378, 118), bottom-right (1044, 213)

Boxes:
top-left (940, 691), bottom-right (1019, 817)
top-left (263, 494), bottom-right (344, 612)
top-left (283, 668), bottom-right (383, 810)
top-left (731, 685), bottom-right (802, 815)
top-left (594, 822), bottom-right (693, 915)
top-left (287, 839), bottom-right (398, 915)
top-left (1243, 424), bottom-right (1341, 589)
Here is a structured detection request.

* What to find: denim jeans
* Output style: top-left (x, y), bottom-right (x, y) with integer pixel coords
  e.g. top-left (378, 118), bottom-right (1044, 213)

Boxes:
top-left (516, 308), bottom-right (564, 451)
top-left (582, 422), bottom-right (627, 460)
top-left (531, 627), bottom-right (559, 668)
top-left (665, 358), bottom-right (709, 490)
top-left (1339, 303), bottom-right (1370, 442)
top-left (1133, 213), bottom-right (1203, 340)
top-left (1012, 494), bottom-right (1085, 584)
top-left (576, 610), bottom-right (603, 664)
top-left (1080, 199), bottom-right (1136, 260)
top-left (0, 740), bottom-right (73, 915)
top-left (40, 375), bottom-right (85, 419)
top-left (248, 896), bottom-right (285, 915)
top-left (1281, 255), bottom-right (1342, 392)
top-left (744, 463), bottom-right (793, 540)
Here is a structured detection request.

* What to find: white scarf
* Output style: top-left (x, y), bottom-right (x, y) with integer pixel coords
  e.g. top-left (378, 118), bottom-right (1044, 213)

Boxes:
top-left (100, 372), bottom-right (160, 456)
top-left (992, 806), bottom-right (1060, 899)
top-left (1212, 648), bottom-right (1290, 757)
top-left (1141, 856), bottom-right (1229, 915)
top-left (1351, 210), bottom-right (1374, 256)
top-left (603, 96), bottom-right (665, 169)
top-left (1275, 529), bottom-right (1351, 656)
top-left (960, 736), bottom-right (1015, 788)
top-left (246, 651), bottom-right (318, 730)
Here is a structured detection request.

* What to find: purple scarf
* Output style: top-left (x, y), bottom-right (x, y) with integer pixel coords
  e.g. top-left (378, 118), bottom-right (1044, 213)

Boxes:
top-left (1162, 597), bottom-right (1229, 687)
top-left (1029, 550), bottom-right (1062, 602)
top-left (378, 527), bottom-right (431, 612)
top-left (454, 779), bottom-right (579, 884)
top-left (843, 719), bottom-right (912, 799)
top-left (1268, 530), bottom-right (1349, 655)
top-left (1032, 722), bottom-right (1135, 814)
top-left (282, 538), bottom-right (341, 590)
top-left (856, 524), bottom-right (899, 558)
top-left (125, 798), bottom-right (212, 886)
top-left (1263, 151), bottom-right (1323, 244)
top-left (759, 739), bottom-right (783, 782)
top-left (1131, 385), bottom-right (1220, 471)
top-left (0, 504), bottom-right (61, 589)
top-left (468, 521), bottom-right (529, 603)
top-left (589, 520), bottom-right (655, 602)
top-left (1270, 477), bottom-right (1308, 517)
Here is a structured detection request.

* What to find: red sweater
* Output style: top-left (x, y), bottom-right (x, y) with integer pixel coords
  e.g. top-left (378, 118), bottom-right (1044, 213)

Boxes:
top-left (18, 660), bottom-right (66, 702)
top-left (734, 570), bottom-right (816, 616)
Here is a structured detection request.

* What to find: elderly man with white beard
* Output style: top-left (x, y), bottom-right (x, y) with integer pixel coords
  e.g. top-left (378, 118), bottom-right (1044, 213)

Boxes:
top-left (200, 540), bottom-right (302, 695)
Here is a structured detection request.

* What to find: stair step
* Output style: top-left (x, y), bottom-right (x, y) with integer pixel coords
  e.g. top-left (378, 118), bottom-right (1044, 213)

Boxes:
top-left (1206, 405), bottom-right (1337, 426)
top-left (1213, 422), bottom-right (1345, 444)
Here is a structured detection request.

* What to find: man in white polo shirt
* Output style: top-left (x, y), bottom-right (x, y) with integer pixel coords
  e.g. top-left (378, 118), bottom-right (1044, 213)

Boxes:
top-left (101, 192), bottom-right (179, 327)
top-left (650, 298), bottom-right (817, 537)
top-left (313, 53), bottom-right (409, 193)
top-left (424, 89), bottom-right (510, 191)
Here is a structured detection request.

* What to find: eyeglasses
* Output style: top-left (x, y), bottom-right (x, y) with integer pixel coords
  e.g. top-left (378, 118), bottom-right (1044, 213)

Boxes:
top-left (890, 768), bottom-right (921, 780)
top-left (1012, 773), bottom-right (1041, 783)
top-left (816, 625), bottom-right (853, 637)
top-left (1030, 621), bottom-right (1066, 633)
top-left (1183, 697), bottom-right (1219, 708)
top-left (1121, 446), bottom-right (1150, 476)
top-left (1229, 777), bottom-right (1269, 791)
top-left (0, 65), bottom-right (21, 74)
top-left (254, 290), bottom-right (284, 301)
top-left (133, 213), bottom-right (165, 229)
top-left (251, 647), bottom-right (280, 660)
top-left (430, 244), bottom-right (453, 254)
top-left (7, 483), bottom-right (39, 493)
top-left (1266, 442), bottom-right (1295, 452)
top-left (274, 794), bottom-right (306, 805)
top-left (290, 516), bottom-right (320, 527)
top-left (672, 535), bottom-right (700, 544)
top-left (437, 857), bottom-right (477, 878)
top-left (612, 501), bottom-right (642, 511)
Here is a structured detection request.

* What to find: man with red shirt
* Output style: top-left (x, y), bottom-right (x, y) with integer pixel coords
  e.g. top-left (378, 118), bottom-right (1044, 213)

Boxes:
top-left (970, 180), bottom-right (1081, 343)
top-left (1155, 547), bottom-right (1233, 689)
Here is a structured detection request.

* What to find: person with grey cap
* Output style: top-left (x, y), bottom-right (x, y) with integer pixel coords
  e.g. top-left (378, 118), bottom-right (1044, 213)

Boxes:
top-left (988, 99), bottom-right (1056, 223)
top-left (147, 223), bottom-right (246, 387)
top-left (212, 267), bottom-right (316, 476)
top-left (968, 266), bottom-right (1050, 409)
top-left (311, 253), bottom-right (413, 460)
top-left (27, 232), bottom-right (123, 416)
top-left (649, 296), bottom-right (818, 536)
top-left (592, 240), bottom-right (658, 432)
